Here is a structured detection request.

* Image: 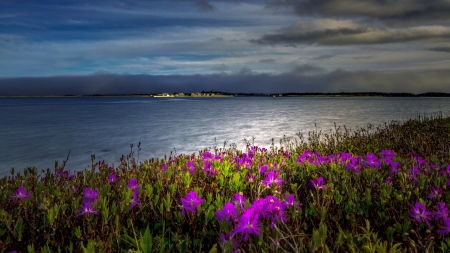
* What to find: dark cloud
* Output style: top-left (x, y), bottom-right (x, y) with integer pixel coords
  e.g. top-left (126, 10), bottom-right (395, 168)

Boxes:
top-left (252, 21), bottom-right (450, 45)
top-left (266, 0), bottom-right (450, 23)
top-left (352, 56), bottom-right (374, 60)
top-left (2, 69), bottom-right (450, 96)
top-left (193, 0), bottom-right (216, 12)
top-left (310, 54), bottom-right (335, 61)
top-left (290, 64), bottom-right (325, 75)
top-left (428, 46), bottom-right (450, 53)
top-left (259, 58), bottom-right (276, 64)
top-left (212, 64), bottom-right (229, 71)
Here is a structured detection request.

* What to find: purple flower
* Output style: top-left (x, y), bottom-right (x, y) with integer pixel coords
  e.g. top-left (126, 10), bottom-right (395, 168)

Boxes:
top-left (434, 202), bottom-right (449, 220)
top-left (127, 178), bottom-right (139, 191)
top-left (380, 150), bottom-right (395, 160)
top-left (219, 233), bottom-right (240, 250)
top-left (282, 193), bottom-right (302, 210)
top-left (216, 202), bottom-right (238, 223)
top-left (261, 196), bottom-right (287, 228)
top-left (364, 153), bottom-right (381, 169)
top-left (439, 164), bottom-right (450, 177)
top-left (108, 173), bottom-right (118, 183)
top-left (388, 161), bottom-right (399, 175)
top-left (385, 177), bottom-right (392, 184)
top-left (83, 187), bottom-right (99, 203)
top-left (261, 170), bottom-right (284, 187)
top-left (161, 163), bottom-right (167, 171)
top-left (408, 166), bottom-right (420, 180)
top-left (187, 160), bottom-right (196, 174)
top-left (258, 164), bottom-right (268, 176)
top-left (233, 209), bottom-right (262, 241)
top-left (12, 186), bottom-right (31, 201)
top-left (427, 186), bottom-right (443, 199)
top-left (130, 191), bottom-right (142, 210)
top-left (310, 177), bottom-right (327, 190)
top-left (180, 191), bottom-right (204, 215)
top-left (234, 192), bottom-right (246, 210)
top-left (346, 157), bottom-right (361, 173)
top-left (410, 201), bottom-right (432, 227)
top-left (437, 218), bottom-right (450, 234)
top-left (338, 152), bottom-right (353, 165)
top-left (283, 194), bottom-right (295, 206)
top-left (77, 201), bottom-right (98, 216)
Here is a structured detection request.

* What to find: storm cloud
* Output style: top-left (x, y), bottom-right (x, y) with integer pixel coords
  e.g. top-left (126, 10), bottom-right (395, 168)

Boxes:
top-left (1, 0), bottom-right (449, 93)
top-left (2, 69), bottom-right (450, 96)
top-left (193, 0), bottom-right (216, 12)
top-left (267, 0), bottom-right (450, 23)
top-left (429, 46), bottom-right (450, 53)
top-left (252, 20), bottom-right (450, 45)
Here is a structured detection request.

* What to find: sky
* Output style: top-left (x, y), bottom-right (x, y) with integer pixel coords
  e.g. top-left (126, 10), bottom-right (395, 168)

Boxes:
top-left (1, 0), bottom-right (450, 95)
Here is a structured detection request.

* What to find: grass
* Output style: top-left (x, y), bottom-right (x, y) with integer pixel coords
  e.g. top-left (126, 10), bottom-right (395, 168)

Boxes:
top-left (1, 114), bottom-right (450, 252)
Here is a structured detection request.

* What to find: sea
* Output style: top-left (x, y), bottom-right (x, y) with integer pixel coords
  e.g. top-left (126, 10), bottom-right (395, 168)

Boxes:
top-left (1, 96), bottom-right (450, 176)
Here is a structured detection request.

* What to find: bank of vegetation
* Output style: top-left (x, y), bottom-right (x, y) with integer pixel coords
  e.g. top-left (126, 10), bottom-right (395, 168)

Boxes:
top-left (1, 114), bottom-right (450, 252)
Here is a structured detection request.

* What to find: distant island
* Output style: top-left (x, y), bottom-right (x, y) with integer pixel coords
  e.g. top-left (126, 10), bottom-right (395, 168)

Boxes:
top-left (2, 91), bottom-right (450, 98)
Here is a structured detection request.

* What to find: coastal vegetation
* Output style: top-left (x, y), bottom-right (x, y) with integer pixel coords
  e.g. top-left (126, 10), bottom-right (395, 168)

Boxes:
top-left (3, 91), bottom-right (450, 98)
top-left (1, 114), bottom-right (450, 252)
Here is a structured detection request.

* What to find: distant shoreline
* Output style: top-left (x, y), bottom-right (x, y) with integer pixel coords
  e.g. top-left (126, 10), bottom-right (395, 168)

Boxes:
top-left (1, 92), bottom-right (450, 98)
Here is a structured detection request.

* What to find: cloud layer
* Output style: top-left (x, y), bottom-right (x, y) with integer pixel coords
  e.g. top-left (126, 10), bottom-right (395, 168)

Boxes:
top-left (2, 68), bottom-right (450, 96)
top-left (0, 0), bottom-right (449, 93)
top-left (267, 0), bottom-right (450, 23)
top-left (253, 19), bottom-right (450, 46)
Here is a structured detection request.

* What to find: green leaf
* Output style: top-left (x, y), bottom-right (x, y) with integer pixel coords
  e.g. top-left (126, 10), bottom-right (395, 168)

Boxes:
top-left (139, 225), bottom-right (153, 253)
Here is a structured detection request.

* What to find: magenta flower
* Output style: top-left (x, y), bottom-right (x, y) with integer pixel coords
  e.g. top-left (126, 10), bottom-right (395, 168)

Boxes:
top-left (180, 191), bottom-right (204, 215)
top-left (187, 160), bottom-right (196, 174)
top-left (77, 201), bottom-right (98, 216)
top-left (127, 178), bottom-right (139, 191)
top-left (219, 232), bottom-right (240, 250)
top-left (410, 201), bottom-right (432, 227)
top-left (258, 164), bottom-right (268, 176)
top-left (130, 191), bottom-right (142, 210)
top-left (234, 192), bottom-right (246, 210)
top-left (261, 196), bottom-right (287, 229)
top-left (216, 202), bottom-right (238, 223)
top-left (437, 218), bottom-right (450, 234)
top-left (380, 150), bottom-right (395, 160)
top-left (233, 210), bottom-right (262, 241)
top-left (283, 193), bottom-right (296, 206)
top-left (364, 153), bottom-right (381, 169)
top-left (262, 170), bottom-right (284, 187)
top-left (310, 177), bottom-right (327, 190)
top-left (388, 161), bottom-right (399, 175)
top-left (427, 186), bottom-right (443, 199)
top-left (12, 186), bottom-right (31, 201)
top-left (83, 187), bottom-right (99, 203)
top-left (439, 164), bottom-right (450, 176)
top-left (108, 173), bottom-right (118, 183)
top-left (346, 157), bottom-right (361, 173)
top-left (434, 202), bottom-right (449, 220)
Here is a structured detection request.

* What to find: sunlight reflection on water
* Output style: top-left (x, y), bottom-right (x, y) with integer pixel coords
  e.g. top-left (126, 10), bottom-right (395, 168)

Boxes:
top-left (1, 97), bottom-right (449, 175)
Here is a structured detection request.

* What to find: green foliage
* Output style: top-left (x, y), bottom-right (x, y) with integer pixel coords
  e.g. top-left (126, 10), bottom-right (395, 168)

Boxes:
top-left (1, 114), bottom-right (450, 252)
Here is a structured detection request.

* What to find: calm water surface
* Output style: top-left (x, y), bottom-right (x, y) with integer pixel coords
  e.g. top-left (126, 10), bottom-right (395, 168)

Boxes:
top-left (1, 97), bottom-right (449, 176)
